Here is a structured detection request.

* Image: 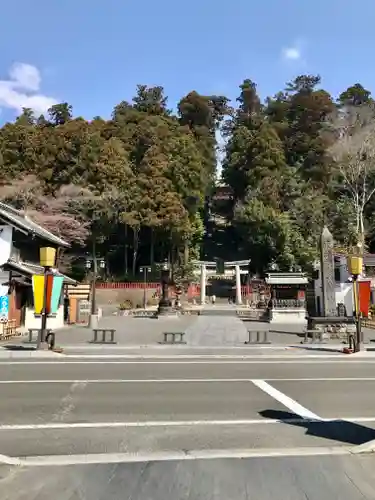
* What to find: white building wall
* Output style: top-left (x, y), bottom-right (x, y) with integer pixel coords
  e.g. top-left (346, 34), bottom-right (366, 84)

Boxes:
top-left (24, 306), bottom-right (65, 330)
top-left (270, 309), bottom-right (307, 324)
top-left (314, 256), bottom-right (354, 316)
top-left (337, 256), bottom-right (350, 282)
top-left (334, 283), bottom-right (354, 316)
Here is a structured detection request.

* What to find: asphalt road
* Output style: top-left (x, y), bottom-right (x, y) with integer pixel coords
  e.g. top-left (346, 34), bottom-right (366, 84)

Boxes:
top-left (1, 358), bottom-right (375, 454)
top-left (3, 455), bottom-right (375, 499)
top-left (2, 356), bottom-right (375, 498)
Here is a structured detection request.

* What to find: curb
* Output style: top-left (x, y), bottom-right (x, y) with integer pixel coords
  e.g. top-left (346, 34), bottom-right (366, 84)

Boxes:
top-left (11, 446), bottom-right (355, 467)
top-left (351, 439), bottom-right (375, 454)
top-left (0, 350), bottom-right (63, 359)
top-left (0, 453), bottom-right (22, 466)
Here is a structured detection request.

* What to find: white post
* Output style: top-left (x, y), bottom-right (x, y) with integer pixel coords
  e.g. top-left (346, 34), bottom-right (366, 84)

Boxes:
top-left (200, 265), bottom-right (206, 305)
top-left (235, 265), bottom-right (242, 305)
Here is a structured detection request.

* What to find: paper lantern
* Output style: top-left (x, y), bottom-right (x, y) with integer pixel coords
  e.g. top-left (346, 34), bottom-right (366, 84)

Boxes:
top-left (348, 256), bottom-right (363, 276)
top-left (39, 247), bottom-right (56, 267)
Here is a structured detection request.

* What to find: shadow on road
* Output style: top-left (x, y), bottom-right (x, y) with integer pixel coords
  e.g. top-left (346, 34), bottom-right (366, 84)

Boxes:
top-left (2, 344), bottom-right (36, 351)
top-left (290, 345), bottom-right (345, 353)
top-left (260, 409), bottom-right (375, 445)
top-left (268, 329), bottom-right (304, 337)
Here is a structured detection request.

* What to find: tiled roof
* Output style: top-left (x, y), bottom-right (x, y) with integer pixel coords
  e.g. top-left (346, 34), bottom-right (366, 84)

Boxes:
top-left (334, 253), bottom-right (375, 266)
top-left (266, 272), bottom-right (308, 285)
top-left (0, 202), bottom-right (69, 248)
top-left (6, 259), bottom-right (77, 285)
top-left (364, 254), bottom-right (375, 266)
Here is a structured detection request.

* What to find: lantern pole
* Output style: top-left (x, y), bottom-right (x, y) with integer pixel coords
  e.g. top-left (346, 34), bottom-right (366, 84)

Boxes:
top-left (86, 255), bottom-right (106, 329)
top-left (37, 247), bottom-right (56, 350)
top-left (348, 253), bottom-right (363, 352)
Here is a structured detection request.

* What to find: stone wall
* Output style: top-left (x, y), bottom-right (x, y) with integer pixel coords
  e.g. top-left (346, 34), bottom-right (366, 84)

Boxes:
top-left (95, 288), bottom-right (159, 308)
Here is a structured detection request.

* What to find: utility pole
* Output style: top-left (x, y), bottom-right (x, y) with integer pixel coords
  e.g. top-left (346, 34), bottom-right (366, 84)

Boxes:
top-left (348, 254), bottom-right (363, 352)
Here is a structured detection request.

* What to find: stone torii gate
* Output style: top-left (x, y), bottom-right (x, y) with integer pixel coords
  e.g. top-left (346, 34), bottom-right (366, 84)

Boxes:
top-left (194, 259), bottom-right (250, 305)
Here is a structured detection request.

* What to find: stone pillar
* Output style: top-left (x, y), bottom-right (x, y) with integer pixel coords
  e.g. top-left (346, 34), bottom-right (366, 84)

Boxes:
top-left (200, 265), bottom-right (206, 305)
top-left (157, 269), bottom-right (173, 315)
top-left (320, 226), bottom-right (336, 317)
top-left (235, 265), bottom-right (242, 305)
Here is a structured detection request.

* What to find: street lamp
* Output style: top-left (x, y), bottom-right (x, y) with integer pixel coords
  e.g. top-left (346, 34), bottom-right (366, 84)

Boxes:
top-left (86, 255), bottom-right (106, 328)
top-left (139, 266), bottom-right (152, 309)
top-left (38, 247), bottom-right (57, 349)
top-left (348, 255), bottom-right (363, 352)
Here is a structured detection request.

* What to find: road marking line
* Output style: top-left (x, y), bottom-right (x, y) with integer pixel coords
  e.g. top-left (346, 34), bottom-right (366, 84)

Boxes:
top-left (0, 378), bottom-right (253, 384)
top-left (0, 417), bottom-right (374, 431)
top-left (335, 417), bottom-right (375, 423)
top-left (59, 345), bottom-right (291, 350)
top-left (0, 419), bottom-right (294, 430)
top-left (1, 377), bottom-right (375, 384)
top-left (18, 446), bottom-right (353, 466)
top-left (352, 439), bottom-right (375, 454)
top-left (1, 360), bottom-right (375, 365)
top-left (0, 453), bottom-right (22, 465)
top-left (55, 354), bottom-right (348, 359)
top-left (264, 378), bottom-right (375, 382)
top-left (252, 379), bottom-right (322, 420)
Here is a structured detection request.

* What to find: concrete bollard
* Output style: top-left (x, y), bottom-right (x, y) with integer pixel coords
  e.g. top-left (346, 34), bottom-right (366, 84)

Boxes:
top-left (90, 329), bottom-right (117, 344)
top-left (245, 330), bottom-right (271, 345)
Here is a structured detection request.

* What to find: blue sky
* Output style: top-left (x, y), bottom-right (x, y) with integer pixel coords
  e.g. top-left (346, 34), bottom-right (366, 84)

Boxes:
top-left (0, 0), bottom-right (374, 123)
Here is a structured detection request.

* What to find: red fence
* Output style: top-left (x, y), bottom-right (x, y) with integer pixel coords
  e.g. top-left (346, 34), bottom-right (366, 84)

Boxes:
top-left (96, 282), bottom-right (160, 289)
top-left (96, 282), bottom-right (252, 298)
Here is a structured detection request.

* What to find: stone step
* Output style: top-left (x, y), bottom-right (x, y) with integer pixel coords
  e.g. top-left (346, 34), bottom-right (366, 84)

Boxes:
top-left (184, 315), bottom-right (248, 346)
top-left (200, 309), bottom-right (237, 316)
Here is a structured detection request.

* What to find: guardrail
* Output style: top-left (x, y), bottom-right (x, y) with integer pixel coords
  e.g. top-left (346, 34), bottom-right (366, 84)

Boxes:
top-left (362, 319), bottom-right (375, 329)
top-left (245, 330), bottom-right (271, 345)
top-left (161, 332), bottom-right (186, 344)
top-left (90, 329), bottom-right (117, 344)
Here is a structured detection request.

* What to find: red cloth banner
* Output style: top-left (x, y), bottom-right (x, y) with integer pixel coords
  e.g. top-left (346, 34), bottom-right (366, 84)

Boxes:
top-left (359, 280), bottom-right (371, 317)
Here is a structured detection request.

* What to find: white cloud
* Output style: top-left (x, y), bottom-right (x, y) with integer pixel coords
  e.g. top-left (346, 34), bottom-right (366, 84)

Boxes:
top-left (9, 63), bottom-right (41, 91)
top-left (0, 62), bottom-right (57, 115)
top-left (215, 129), bottom-right (227, 179)
top-left (282, 47), bottom-right (301, 61)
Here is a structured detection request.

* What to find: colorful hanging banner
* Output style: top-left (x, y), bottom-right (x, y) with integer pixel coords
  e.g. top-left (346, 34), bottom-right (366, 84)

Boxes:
top-left (32, 275), bottom-right (44, 314)
top-left (32, 274), bottom-right (55, 315)
top-left (50, 276), bottom-right (64, 315)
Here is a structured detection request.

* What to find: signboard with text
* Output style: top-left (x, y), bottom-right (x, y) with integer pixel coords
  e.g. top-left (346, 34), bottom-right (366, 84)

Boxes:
top-left (0, 295), bottom-right (9, 321)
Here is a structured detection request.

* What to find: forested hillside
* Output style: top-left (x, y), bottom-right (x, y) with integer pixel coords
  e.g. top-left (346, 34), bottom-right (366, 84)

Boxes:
top-left (0, 76), bottom-right (374, 280)
top-left (223, 77), bottom-right (375, 273)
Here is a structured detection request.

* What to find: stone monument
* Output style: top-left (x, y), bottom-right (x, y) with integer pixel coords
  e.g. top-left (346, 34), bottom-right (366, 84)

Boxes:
top-left (157, 268), bottom-right (174, 316)
top-left (307, 226), bottom-right (356, 339)
top-left (320, 226), bottom-right (337, 317)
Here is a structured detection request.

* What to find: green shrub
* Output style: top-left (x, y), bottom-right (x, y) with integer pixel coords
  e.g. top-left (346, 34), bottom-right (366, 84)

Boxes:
top-left (119, 299), bottom-right (133, 310)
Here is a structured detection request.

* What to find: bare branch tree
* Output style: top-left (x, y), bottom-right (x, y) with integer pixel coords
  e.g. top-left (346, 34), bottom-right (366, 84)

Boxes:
top-left (329, 104), bottom-right (375, 251)
top-left (0, 176), bottom-right (90, 245)
top-left (0, 175), bottom-right (43, 209)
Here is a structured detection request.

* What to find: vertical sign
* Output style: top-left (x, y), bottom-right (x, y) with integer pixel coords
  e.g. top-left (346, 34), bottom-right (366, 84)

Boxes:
top-left (0, 295), bottom-right (9, 320)
top-left (320, 226), bottom-right (337, 317)
top-left (0, 226), bottom-right (13, 266)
